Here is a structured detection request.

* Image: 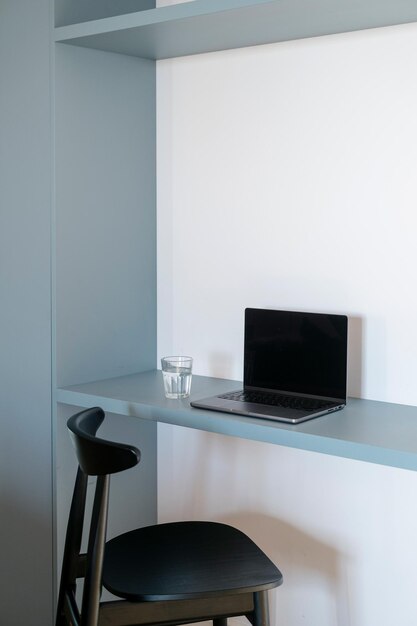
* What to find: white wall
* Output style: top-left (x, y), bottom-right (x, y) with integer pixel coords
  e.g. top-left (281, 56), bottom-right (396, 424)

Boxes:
top-left (157, 8), bottom-right (417, 626)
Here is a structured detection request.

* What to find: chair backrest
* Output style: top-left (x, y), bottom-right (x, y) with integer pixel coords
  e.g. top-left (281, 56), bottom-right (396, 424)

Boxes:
top-left (56, 408), bottom-right (141, 626)
top-left (67, 406), bottom-right (141, 475)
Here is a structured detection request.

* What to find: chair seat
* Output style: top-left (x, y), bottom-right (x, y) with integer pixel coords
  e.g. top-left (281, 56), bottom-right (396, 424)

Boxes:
top-left (103, 521), bottom-right (283, 602)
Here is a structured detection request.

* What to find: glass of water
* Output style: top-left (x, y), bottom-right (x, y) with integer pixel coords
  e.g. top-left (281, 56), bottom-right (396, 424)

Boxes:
top-left (161, 356), bottom-right (193, 399)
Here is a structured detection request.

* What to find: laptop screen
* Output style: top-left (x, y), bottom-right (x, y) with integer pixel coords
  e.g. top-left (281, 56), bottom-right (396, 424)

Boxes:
top-left (244, 308), bottom-right (348, 400)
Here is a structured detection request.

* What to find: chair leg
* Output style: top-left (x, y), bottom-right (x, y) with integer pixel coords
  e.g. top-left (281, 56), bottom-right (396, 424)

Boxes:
top-left (213, 619), bottom-right (228, 626)
top-left (252, 591), bottom-right (270, 626)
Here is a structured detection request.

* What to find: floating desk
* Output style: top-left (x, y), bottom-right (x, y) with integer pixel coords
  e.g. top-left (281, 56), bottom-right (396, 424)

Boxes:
top-left (57, 370), bottom-right (417, 472)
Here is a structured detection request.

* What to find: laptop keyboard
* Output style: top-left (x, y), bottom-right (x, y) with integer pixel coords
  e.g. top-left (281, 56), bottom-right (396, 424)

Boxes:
top-left (218, 390), bottom-right (333, 412)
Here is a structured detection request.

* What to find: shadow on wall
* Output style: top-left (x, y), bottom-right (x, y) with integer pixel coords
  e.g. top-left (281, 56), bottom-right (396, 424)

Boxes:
top-left (348, 315), bottom-right (363, 398)
top-left (165, 428), bottom-right (354, 626)
top-left (219, 511), bottom-right (351, 626)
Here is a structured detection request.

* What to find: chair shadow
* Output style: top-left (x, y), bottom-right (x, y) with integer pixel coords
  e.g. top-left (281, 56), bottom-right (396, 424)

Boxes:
top-left (218, 511), bottom-right (351, 626)
top-left (173, 429), bottom-right (353, 626)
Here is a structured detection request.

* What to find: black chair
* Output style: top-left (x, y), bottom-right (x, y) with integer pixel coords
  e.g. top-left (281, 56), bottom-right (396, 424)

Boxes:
top-left (56, 407), bottom-right (283, 626)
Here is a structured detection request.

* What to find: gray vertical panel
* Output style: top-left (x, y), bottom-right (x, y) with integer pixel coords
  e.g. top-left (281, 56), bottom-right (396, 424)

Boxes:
top-left (55, 44), bottom-right (156, 387)
top-left (0, 1), bottom-right (53, 625)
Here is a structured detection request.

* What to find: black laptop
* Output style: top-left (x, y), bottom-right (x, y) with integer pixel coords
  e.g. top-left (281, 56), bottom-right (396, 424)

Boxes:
top-left (191, 308), bottom-right (348, 424)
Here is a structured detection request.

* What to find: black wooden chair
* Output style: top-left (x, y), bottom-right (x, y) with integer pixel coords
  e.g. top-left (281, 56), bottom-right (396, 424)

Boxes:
top-left (56, 407), bottom-right (283, 626)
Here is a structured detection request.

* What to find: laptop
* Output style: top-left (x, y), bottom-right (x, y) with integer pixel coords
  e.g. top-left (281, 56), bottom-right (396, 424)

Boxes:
top-left (191, 308), bottom-right (348, 424)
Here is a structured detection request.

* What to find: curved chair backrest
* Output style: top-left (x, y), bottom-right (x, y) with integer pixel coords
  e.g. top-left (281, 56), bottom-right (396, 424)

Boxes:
top-left (67, 407), bottom-right (141, 476)
top-left (57, 408), bottom-right (141, 626)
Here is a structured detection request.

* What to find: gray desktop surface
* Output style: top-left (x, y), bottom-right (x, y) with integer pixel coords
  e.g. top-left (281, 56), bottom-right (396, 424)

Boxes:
top-left (57, 370), bottom-right (417, 472)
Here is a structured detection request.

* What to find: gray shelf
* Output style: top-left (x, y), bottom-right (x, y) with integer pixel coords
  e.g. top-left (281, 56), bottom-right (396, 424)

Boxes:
top-left (57, 370), bottom-right (417, 472)
top-left (54, 0), bottom-right (417, 60)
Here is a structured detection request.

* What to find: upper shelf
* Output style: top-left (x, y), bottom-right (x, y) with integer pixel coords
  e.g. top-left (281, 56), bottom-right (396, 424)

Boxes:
top-left (54, 0), bottom-right (417, 60)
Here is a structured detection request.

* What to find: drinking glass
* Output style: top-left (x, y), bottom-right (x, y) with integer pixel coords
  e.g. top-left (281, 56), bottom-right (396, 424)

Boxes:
top-left (161, 356), bottom-right (193, 399)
